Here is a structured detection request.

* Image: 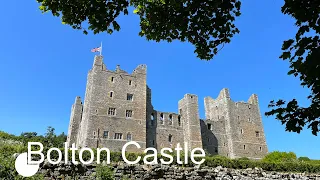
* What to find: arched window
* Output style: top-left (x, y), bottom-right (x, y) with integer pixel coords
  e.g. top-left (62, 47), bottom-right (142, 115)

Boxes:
top-left (169, 114), bottom-right (173, 125)
top-left (160, 113), bottom-right (164, 124)
top-left (127, 133), bottom-right (132, 141)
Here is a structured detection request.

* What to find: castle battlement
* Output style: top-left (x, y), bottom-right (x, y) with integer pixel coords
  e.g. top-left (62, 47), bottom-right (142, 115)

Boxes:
top-left (67, 55), bottom-right (268, 159)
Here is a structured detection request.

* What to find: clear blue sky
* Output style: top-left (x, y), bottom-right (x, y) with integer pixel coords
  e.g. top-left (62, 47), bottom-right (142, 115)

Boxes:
top-left (0, 0), bottom-right (319, 159)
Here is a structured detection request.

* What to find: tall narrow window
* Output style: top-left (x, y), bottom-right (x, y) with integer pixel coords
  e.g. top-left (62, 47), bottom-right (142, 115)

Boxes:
top-left (207, 123), bottom-right (212, 130)
top-left (178, 115), bottom-right (181, 126)
top-left (127, 133), bottom-right (132, 141)
top-left (108, 108), bottom-right (116, 116)
top-left (129, 80), bottom-right (132, 85)
top-left (127, 93), bottom-right (133, 101)
top-left (103, 131), bottom-right (108, 138)
top-left (259, 147), bottom-right (262, 151)
top-left (160, 113), bottom-right (164, 124)
top-left (126, 110), bottom-right (133, 118)
top-left (241, 129), bottom-right (243, 134)
top-left (168, 134), bottom-right (172, 142)
top-left (151, 113), bottom-right (155, 126)
top-left (109, 91), bottom-right (113, 98)
top-left (111, 77), bottom-right (114, 82)
top-left (169, 114), bottom-right (173, 125)
top-left (243, 145), bottom-right (246, 149)
top-left (214, 147), bottom-right (218, 153)
top-left (93, 131), bottom-right (96, 138)
top-left (114, 133), bottom-right (122, 139)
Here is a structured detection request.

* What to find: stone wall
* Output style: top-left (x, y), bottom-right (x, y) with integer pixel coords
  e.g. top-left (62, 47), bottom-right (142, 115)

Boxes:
top-left (38, 161), bottom-right (320, 180)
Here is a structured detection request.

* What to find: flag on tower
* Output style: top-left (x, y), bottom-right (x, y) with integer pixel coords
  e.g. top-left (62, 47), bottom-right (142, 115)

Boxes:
top-left (91, 47), bottom-right (101, 53)
top-left (91, 42), bottom-right (103, 55)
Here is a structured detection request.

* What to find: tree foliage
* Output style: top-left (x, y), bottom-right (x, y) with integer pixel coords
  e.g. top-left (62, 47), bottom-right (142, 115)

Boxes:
top-left (35, 0), bottom-right (320, 135)
top-left (265, 0), bottom-right (320, 136)
top-left (36, 0), bottom-right (241, 60)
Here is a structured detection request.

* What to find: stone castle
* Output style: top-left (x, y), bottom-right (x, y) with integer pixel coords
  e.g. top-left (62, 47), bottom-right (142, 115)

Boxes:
top-left (67, 55), bottom-right (268, 159)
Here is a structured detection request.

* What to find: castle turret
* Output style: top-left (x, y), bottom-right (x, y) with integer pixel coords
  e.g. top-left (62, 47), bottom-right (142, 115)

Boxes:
top-left (66, 96), bottom-right (83, 147)
top-left (178, 94), bottom-right (202, 150)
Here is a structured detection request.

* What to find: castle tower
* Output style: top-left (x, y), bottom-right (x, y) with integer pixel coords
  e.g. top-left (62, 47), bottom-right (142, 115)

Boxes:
top-left (178, 94), bottom-right (203, 150)
top-left (66, 96), bottom-right (83, 147)
top-left (76, 55), bottom-right (147, 151)
top-left (203, 88), bottom-right (268, 159)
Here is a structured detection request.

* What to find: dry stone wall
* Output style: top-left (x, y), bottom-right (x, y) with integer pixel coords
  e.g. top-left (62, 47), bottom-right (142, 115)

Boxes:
top-left (38, 161), bottom-right (320, 180)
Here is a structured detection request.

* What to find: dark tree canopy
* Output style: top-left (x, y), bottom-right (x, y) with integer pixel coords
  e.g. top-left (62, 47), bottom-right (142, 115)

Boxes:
top-left (36, 0), bottom-right (241, 60)
top-left (36, 0), bottom-right (319, 135)
top-left (265, 0), bottom-right (320, 136)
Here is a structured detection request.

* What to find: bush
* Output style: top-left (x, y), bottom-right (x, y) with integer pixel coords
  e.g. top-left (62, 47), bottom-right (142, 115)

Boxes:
top-left (95, 165), bottom-right (114, 180)
top-left (298, 156), bottom-right (310, 161)
top-left (262, 151), bottom-right (297, 163)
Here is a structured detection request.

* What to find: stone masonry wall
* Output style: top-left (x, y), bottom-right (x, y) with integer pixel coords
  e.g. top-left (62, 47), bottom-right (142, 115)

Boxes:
top-left (76, 56), bottom-right (147, 152)
top-left (38, 161), bottom-right (320, 180)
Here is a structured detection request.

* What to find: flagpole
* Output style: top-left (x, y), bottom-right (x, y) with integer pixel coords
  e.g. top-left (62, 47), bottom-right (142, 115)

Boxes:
top-left (100, 42), bottom-right (103, 56)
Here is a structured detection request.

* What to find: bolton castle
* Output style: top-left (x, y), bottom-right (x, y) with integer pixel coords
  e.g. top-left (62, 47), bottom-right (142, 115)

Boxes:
top-left (67, 55), bottom-right (268, 159)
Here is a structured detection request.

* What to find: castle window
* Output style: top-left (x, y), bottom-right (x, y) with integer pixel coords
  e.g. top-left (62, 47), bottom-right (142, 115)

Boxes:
top-left (207, 123), bottom-right (212, 130)
top-left (127, 93), bottom-right (133, 101)
top-left (243, 145), bottom-right (246, 150)
top-left (109, 91), bottom-right (113, 98)
top-left (160, 113), bottom-right (164, 124)
top-left (129, 80), bottom-right (132, 85)
top-left (108, 108), bottom-right (116, 116)
top-left (248, 118), bottom-right (251, 122)
top-left (214, 147), bottom-right (218, 153)
top-left (103, 131), bottom-right (108, 138)
top-left (126, 110), bottom-right (133, 118)
top-left (178, 115), bottom-right (181, 126)
top-left (151, 113), bottom-right (154, 120)
top-left (168, 134), bottom-right (172, 142)
top-left (259, 147), bottom-right (262, 151)
top-left (93, 131), bottom-right (96, 138)
top-left (255, 131), bottom-right (260, 137)
top-left (114, 133), bottom-right (122, 140)
top-left (126, 133), bottom-right (132, 141)
top-left (111, 77), bottom-right (114, 82)
top-left (152, 140), bottom-right (155, 145)
top-left (168, 114), bottom-right (173, 125)
top-left (241, 129), bottom-right (243, 134)
top-left (238, 116), bottom-right (240, 120)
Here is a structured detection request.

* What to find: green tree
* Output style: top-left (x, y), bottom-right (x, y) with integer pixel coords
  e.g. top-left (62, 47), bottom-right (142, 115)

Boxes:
top-left (44, 126), bottom-right (56, 147)
top-left (265, 0), bottom-right (320, 136)
top-left (36, 0), bottom-right (320, 135)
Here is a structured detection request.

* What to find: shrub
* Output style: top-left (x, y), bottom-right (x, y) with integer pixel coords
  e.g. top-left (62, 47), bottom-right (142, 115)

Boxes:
top-left (298, 156), bottom-right (310, 161)
top-left (262, 151), bottom-right (297, 163)
top-left (95, 165), bottom-right (114, 180)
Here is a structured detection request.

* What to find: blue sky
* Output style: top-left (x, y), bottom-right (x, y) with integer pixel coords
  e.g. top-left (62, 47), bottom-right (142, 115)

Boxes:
top-left (0, 0), bottom-right (319, 159)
